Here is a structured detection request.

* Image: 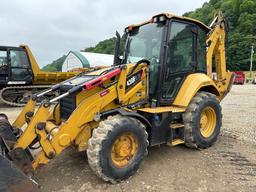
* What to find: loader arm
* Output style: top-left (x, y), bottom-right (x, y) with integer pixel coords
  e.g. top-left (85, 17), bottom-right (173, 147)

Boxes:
top-left (2, 63), bottom-right (148, 172)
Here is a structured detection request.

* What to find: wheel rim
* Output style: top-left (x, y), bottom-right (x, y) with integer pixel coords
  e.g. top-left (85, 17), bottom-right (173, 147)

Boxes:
top-left (111, 133), bottom-right (138, 168)
top-left (200, 106), bottom-right (216, 138)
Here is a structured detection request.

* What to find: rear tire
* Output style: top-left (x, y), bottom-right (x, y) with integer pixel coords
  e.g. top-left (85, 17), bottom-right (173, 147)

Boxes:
top-left (183, 92), bottom-right (222, 149)
top-left (87, 115), bottom-right (148, 183)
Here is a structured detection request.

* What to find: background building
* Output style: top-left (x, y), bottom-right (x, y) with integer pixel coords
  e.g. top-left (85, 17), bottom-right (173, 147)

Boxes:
top-left (62, 51), bottom-right (114, 72)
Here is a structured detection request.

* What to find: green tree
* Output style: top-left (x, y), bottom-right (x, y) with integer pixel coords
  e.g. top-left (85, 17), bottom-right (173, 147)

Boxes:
top-left (185, 0), bottom-right (256, 71)
top-left (42, 55), bottom-right (66, 72)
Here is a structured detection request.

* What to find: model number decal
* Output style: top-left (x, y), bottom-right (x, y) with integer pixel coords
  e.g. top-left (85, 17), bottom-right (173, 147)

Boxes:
top-left (127, 76), bottom-right (136, 86)
top-left (126, 70), bottom-right (142, 90)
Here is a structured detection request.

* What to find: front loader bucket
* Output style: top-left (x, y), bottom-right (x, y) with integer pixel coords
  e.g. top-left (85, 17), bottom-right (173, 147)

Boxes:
top-left (0, 114), bottom-right (34, 177)
top-left (0, 154), bottom-right (39, 192)
top-left (0, 115), bottom-right (17, 151)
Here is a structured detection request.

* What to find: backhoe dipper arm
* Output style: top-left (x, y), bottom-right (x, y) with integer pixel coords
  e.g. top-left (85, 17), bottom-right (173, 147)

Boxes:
top-left (206, 12), bottom-right (227, 81)
top-left (206, 12), bottom-right (234, 99)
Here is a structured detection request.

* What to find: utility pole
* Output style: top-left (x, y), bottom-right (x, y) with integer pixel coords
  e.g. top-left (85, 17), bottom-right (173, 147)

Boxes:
top-left (250, 45), bottom-right (254, 72)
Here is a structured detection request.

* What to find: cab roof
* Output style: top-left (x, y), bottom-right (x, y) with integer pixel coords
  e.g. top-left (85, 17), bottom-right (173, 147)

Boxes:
top-left (126, 13), bottom-right (211, 33)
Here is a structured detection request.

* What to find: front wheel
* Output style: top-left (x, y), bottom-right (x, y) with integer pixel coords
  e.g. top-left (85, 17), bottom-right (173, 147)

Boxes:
top-left (183, 92), bottom-right (222, 149)
top-left (87, 115), bottom-right (148, 183)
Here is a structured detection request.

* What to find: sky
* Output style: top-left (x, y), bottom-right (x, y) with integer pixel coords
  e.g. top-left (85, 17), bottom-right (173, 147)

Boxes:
top-left (0, 0), bottom-right (207, 67)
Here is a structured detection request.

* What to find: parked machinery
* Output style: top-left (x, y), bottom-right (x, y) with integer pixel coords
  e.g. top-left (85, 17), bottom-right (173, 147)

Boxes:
top-left (0, 45), bottom-right (78, 106)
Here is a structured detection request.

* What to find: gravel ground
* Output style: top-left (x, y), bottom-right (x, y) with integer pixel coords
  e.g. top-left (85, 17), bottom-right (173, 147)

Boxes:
top-left (0, 85), bottom-right (256, 192)
top-left (221, 85), bottom-right (256, 145)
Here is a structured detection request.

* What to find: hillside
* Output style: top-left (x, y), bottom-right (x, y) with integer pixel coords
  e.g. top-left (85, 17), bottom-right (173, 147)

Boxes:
top-left (42, 55), bottom-right (66, 71)
top-left (43, 0), bottom-right (256, 71)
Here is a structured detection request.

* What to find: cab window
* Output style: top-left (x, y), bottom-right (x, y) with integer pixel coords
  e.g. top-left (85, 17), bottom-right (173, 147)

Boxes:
top-left (162, 21), bottom-right (195, 100)
top-left (197, 27), bottom-right (207, 72)
top-left (10, 50), bottom-right (30, 68)
top-left (167, 22), bottom-right (194, 73)
top-left (0, 50), bottom-right (8, 67)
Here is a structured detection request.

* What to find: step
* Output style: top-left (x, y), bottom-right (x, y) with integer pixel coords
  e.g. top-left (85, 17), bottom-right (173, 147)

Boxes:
top-left (170, 123), bottom-right (184, 129)
top-left (138, 106), bottom-right (186, 113)
top-left (168, 139), bottom-right (184, 146)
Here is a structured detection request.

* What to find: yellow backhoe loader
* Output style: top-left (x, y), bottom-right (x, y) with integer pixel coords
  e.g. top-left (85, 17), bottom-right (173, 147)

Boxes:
top-left (0, 12), bottom-right (233, 186)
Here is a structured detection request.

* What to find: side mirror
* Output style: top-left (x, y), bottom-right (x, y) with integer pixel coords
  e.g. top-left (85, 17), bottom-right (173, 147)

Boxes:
top-left (114, 31), bottom-right (121, 65)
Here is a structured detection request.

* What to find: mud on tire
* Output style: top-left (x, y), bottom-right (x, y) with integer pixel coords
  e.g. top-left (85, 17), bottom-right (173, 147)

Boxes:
top-left (183, 91), bottom-right (222, 149)
top-left (87, 115), bottom-right (148, 183)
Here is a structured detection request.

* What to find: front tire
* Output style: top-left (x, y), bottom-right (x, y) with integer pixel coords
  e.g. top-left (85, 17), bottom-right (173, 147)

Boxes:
top-left (87, 115), bottom-right (148, 183)
top-left (183, 92), bottom-right (222, 149)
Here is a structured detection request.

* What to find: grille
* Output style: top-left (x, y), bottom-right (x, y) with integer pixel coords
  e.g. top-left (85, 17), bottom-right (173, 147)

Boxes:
top-left (59, 85), bottom-right (76, 120)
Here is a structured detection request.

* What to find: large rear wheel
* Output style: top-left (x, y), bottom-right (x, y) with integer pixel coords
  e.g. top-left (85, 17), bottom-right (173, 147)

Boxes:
top-left (183, 92), bottom-right (222, 149)
top-left (87, 115), bottom-right (148, 183)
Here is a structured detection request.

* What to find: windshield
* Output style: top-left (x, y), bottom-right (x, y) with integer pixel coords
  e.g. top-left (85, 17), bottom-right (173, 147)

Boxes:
top-left (125, 23), bottom-right (164, 64)
top-left (125, 22), bottom-right (164, 97)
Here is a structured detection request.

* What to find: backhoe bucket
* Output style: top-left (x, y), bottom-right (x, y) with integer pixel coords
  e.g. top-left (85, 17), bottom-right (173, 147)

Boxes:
top-left (0, 113), bottom-right (34, 177)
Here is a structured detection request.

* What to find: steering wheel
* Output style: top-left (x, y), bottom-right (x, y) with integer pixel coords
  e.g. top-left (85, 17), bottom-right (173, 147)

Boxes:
top-left (0, 64), bottom-right (8, 72)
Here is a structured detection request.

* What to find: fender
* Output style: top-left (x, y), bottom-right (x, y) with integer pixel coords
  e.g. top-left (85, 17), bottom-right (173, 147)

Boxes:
top-left (101, 108), bottom-right (152, 129)
top-left (173, 73), bottom-right (220, 107)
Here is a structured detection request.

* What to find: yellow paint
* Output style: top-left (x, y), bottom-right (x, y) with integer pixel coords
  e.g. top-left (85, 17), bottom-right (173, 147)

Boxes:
top-left (75, 126), bottom-right (92, 152)
top-left (200, 106), bottom-right (216, 138)
top-left (138, 106), bottom-right (186, 113)
top-left (45, 121), bottom-right (58, 136)
top-left (58, 134), bottom-right (72, 147)
top-left (12, 99), bottom-right (36, 128)
top-left (206, 15), bottom-right (226, 80)
top-left (111, 133), bottom-right (138, 168)
top-left (36, 127), bottom-right (55, 157)
top-left (32, 152), bottom-right (50, 169)
top-left (173, 73), bottom-right (219, 107)
top-left (75, 121), bottom-right (99, 151)
top-left (14, 104), bottom-right (50, 149)
top-left (52, 104), bottom-right (61, 125)
top-left (169, 139), bottom-right (184, 146)
top-left (126, 13), bottom-right (210, 32)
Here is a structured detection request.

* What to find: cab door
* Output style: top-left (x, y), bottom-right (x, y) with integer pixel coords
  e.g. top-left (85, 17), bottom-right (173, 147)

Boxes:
top-left (8, 48), bottom-right (33, 84)
top-left (160, 21), bottom-right (197, 105)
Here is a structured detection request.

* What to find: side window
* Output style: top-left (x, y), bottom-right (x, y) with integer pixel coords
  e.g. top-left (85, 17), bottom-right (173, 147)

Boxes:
top-left (127, 37), bottom-right (147, 63)
top-left (10, 50), bottom-right (30, 68)
top-left (167, 22), bottom-right (194, 73)
top-left (197, 28), bottom-right (207, 72)
top-left (0, 51), bottom-right (8, 67)
top-left (9, 50), bottom-right (32, 81)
